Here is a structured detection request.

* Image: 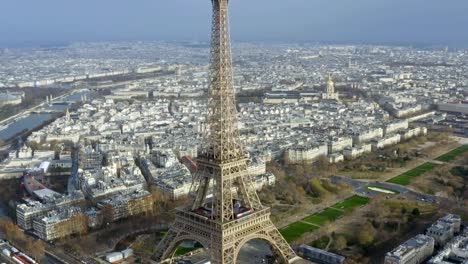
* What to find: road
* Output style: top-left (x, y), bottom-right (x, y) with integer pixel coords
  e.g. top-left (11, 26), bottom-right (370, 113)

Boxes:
top-left (45, 244), bottom-right (95, 264)
top-left (43, 252), bottom-right (67, 264)
top-left (332, 175), bottom-right (438, 204)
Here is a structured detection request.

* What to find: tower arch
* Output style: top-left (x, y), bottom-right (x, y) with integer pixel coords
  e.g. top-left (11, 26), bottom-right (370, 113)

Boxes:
top-left (160, 234), bottom-right (210, 263)
top-left (234, 233), bottom-right (289, 264)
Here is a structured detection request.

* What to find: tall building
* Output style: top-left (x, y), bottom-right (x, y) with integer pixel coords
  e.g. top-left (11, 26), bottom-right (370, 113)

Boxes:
top-left (153, 0), bottom-right (299, 263)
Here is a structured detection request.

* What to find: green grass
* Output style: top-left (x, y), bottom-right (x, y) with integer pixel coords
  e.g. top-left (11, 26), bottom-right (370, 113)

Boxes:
top-left (387, 163), bottom-right (438, 185)
top-left (303, 208), bottom-right (343, 226)
top-left (436, 145), bottom-right (468, 162)
top-left (175, 243), bottom-right (202, 256)
top-left (365, 185), bottom-right (400, 194)
top-left (331, 195), bottom-right (370, 211)
top-left (175, 247), bottom-right (195, 256)
top-left (279, 195), bottom-right (370, 243)
top-left (280, 222), bottom-right (319, 243)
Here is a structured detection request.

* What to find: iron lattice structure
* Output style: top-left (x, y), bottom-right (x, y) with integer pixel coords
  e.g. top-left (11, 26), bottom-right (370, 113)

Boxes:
top-left (153, 0), bottom-right (299, 263)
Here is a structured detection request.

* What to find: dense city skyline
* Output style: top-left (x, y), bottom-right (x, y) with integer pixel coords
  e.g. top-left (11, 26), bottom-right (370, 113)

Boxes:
top-left (1, 1), bottom-right (468, 263)
top-left (2, 0), bottom-right (468, 47)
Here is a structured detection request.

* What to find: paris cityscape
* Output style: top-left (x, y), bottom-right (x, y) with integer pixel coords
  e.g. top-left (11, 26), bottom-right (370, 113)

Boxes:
top-left (1, 1), bottom-right (468, 264)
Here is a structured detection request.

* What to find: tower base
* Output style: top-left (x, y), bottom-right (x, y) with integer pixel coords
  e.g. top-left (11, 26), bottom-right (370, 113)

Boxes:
top-left (154, 207), bottom-right (299, 264)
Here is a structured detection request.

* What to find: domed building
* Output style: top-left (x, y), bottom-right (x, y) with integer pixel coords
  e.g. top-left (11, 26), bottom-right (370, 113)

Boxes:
top-left (322, 73), bottom-right (339, 101)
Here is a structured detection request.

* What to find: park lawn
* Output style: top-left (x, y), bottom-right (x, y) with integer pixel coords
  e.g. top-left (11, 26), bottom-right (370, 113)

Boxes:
top-left (302, 208), bottom-right (344, 226)
top-left (436, 145), bottom-right (468, 162)
top-left (175, 247), bottom-right (195, 256)
top-left (387, 163), bottom-right (438, 185)
top-left (388, 163), bottom-right (438, 185)
top-left (175, 243), bottom-right (203, 256)
top-left (331, 195), bottom-right (370, 212)
top-left (279, 195), bottom-right (369, 243)
top-left (280, 222), bottom-right (319, 243)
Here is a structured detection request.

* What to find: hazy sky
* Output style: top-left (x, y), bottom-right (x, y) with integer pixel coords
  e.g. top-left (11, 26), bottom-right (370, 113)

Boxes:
top-left (1, 0), bottom-right (468, 47)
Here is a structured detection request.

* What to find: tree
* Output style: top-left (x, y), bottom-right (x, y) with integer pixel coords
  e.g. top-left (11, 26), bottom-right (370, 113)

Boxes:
top-left (302, 162), bottom-right (313, 175)
top-left (328, 164), bottom-right (338, 175)
top-left (357, 230), bottom-right (374, 246)
top-left (401, 207), bottom-right (407, 215)
top-left (308, 178), bottom-right (329, 197)
top-left (357, 223), bottom-right (376, 246)
top-left (321, 179), bottom-right (339, 193)
top-left (0, 218), bottom-right (44, 261)
top-left (294, 165), bottom-right (309, 187)
top-left (295, 186), bottom-right (307, 200)
top-left (1, 218), bottom-right (25, 244)
top-left (315, 155), bottom-right (329, 172)
top-left (334, 235), bottom-right (347, 250)
top-left (295, 165), bottom-right (305, 179)
top-left (259, 187), bottom-right (276, 205)
top-left (29, 240), bottom-right (45, 261)
top-left (266, 161), bottom-right (287, 180)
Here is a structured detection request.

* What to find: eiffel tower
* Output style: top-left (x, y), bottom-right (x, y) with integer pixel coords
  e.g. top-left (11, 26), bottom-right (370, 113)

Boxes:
top-left (153, 0), bottom-right (300, 263)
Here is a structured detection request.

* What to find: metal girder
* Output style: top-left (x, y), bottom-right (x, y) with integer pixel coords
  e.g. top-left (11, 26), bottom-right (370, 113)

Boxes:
top-left (153, 0), bottom-right (297, 263)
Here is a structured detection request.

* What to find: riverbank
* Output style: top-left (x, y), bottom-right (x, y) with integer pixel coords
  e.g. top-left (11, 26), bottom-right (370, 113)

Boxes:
top-left (0, 90), bottom-right (93, 145)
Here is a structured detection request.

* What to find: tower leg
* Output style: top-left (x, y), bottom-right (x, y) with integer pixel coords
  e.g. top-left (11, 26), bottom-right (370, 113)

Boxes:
top-left (266, 226), bottom-right (298, 263)
top-left (231, 220), bottom-right (297, 264)
top-left (153, 228), bottom-right (178, 262)
top-left (154, 213), bottom-right (213, 263)
top-left (154, 212), bottom-right (299, 264)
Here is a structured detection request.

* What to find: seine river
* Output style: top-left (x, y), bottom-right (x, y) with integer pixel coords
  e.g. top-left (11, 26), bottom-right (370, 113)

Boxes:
top-left (0, 90), bottom-right (93, 141)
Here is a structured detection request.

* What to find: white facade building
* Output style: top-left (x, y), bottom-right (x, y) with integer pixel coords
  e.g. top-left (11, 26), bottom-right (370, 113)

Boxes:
top-left (372, 134), bottom-right (402, 151)
top-left (343, 144), bottom-right (372, 160)
top-left (384, 120), bottom-right (409, 136)
top-left (385, 235), bottom-right (435, 264)
top-left (352, 128), bottom-right (384, 146)
top-left (287, 144), bottom-right (328, 163)
top-left (328, 137), bottom-right (353, 154)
